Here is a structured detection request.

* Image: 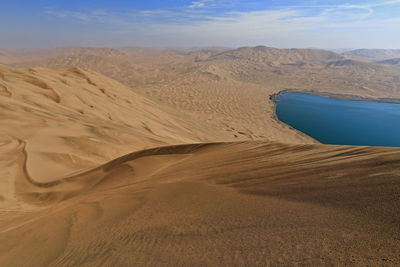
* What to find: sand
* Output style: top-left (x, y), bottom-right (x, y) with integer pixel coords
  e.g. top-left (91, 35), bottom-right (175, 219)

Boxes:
top-left (9, 46), bottom-right (400, 143)
top-left (0, 46), bottom-right (400, 265)
top-left (0, 142), bottom-right (399, 265)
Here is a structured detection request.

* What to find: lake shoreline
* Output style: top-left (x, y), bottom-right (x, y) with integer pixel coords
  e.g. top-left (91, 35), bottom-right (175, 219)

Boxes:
top-left (271, 90), bottom-right (400, 147)
top-left (269, 89), bottom-right (400, 104)
top-left (268, 91), bottom-right (320, 144)
top-left (269, 89), bottom-right (400, 145)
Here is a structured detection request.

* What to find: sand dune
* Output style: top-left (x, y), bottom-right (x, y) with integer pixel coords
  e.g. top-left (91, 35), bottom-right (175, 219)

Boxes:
top-left (10, 47), bottom-right (400, 99)
top-left (0, 63), bottom-right (309, 208)
top-left (0, 142), bottom-right (399, 265)
top-left (7, 46), bottom-right (400, 142)
top-left (0, 64), bottom-right (241, 206)
top-left (1, 47), bottom-right (400, 265)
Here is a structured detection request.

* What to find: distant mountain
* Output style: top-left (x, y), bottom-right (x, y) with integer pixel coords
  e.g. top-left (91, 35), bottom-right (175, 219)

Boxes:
top-left (343, 49), bottom-right (400, 61)
top-left (329, 48), bottom-right (355, 53)
top-left (0, 47), bottom-right (71, 64)
top-left (7, 47), bottom-right (195, 88)
top-left (206, 46), bottom-right (344, 65)
top-left (199, 46), bottom-right (400, 96)
top-left (378, 58), bottom-right (400, 66)
top-left (325, 59), bottom-right (375, 68)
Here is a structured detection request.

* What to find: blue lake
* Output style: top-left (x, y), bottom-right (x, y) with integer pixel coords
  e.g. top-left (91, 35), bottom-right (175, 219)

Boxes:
top-left (275, 92), bottom-right (400, 147)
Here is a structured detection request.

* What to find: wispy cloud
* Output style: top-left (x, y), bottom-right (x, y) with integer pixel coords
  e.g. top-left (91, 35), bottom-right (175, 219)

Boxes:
top-left (47, 9), bottom-right (112, 23)
top-left (188, 0), bottom-right (211, 9)
top-left (44, 0), bottom-right (400, 48)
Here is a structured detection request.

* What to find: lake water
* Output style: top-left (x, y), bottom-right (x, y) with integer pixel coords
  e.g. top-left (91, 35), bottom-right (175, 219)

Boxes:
top-left (275, 92), bottom-right (400, 147)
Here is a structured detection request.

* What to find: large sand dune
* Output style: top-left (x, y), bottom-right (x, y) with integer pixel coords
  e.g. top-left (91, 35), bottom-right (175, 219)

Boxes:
top-left (0, 63), bottom-right (240, 208)
top-left (1, 47), bottom-right (400, 265)
top-left (0, 142), bottom-right (399, 265)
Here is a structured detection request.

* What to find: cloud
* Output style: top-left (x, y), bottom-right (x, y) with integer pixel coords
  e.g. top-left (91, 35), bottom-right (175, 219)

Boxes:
top-left (188, 0), bottom-right (211, 9)
top-left (47, 9), bottom-right (111, 23)
top-left (44, 0), bottom-right (400, 48)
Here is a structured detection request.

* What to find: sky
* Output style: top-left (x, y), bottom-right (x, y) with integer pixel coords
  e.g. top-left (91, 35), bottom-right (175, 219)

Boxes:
top-left (1, 0), bottom-right (400, 49)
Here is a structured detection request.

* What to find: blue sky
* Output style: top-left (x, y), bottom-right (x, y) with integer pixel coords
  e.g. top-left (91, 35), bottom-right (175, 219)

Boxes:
top-left (1, 0), bottom-right (400, 48)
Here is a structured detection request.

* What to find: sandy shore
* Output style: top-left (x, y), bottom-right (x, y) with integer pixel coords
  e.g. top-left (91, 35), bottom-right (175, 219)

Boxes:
top-left (271, 88), bottom-right (400, 104)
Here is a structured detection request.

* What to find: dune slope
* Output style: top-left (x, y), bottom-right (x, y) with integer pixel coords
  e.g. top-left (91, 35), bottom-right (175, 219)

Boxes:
top-left (0, 64), bottom-right (243, 208)
top-left (0, 141), bottom-right (399, 266)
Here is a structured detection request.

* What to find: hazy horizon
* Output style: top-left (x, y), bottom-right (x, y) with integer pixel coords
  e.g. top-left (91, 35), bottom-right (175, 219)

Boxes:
top-left (1, 0), bottom-right (400, 49)
top-left (1, 45), bottom-right (400, 53)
